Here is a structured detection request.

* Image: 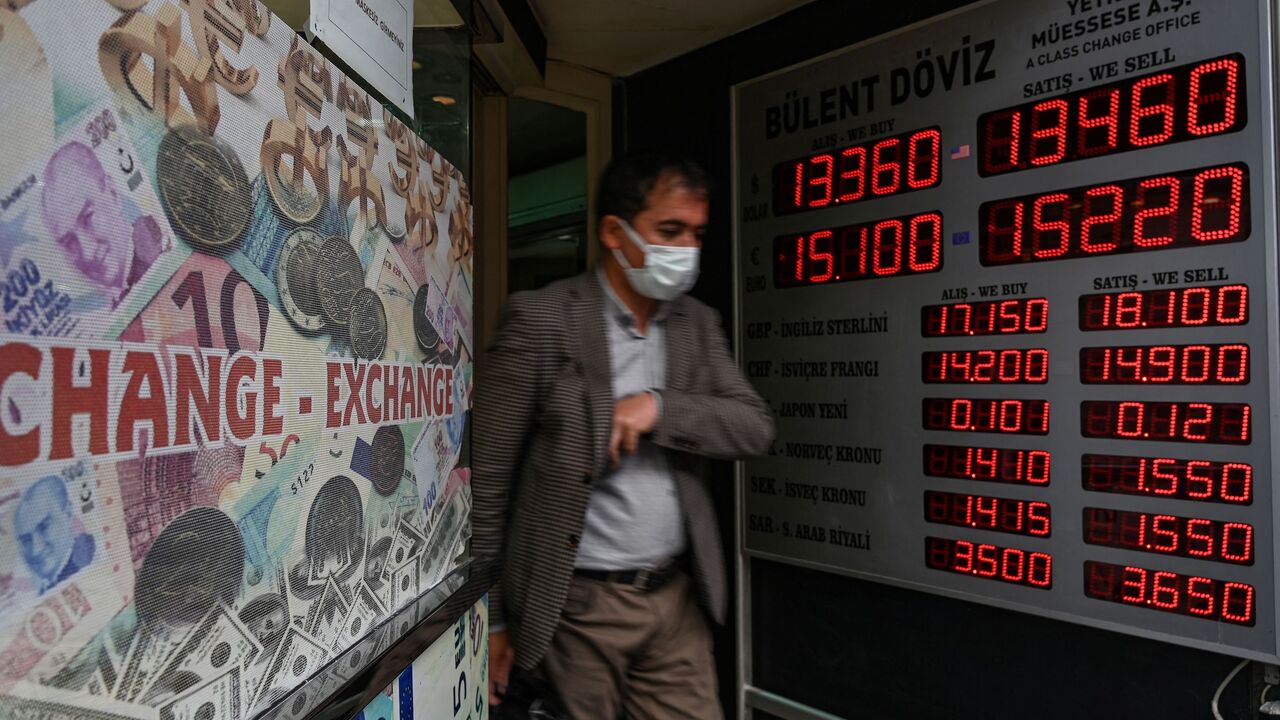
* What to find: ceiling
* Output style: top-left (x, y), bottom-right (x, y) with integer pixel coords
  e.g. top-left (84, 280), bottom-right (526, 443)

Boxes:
top-left (529, 0), bottom-right (816, 77)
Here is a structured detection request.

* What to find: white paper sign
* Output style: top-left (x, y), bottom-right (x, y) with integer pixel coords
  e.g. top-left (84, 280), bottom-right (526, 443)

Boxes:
top-left (310, 0), bottom-right (414, 117)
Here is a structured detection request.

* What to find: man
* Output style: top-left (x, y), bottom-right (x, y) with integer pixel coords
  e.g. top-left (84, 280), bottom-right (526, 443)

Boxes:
top-left (474, 151), bottom-right (774, 718)
top-left (16, 474), bottom-right (95, 595)
top-left (40, 140), bottom-right (165, 307)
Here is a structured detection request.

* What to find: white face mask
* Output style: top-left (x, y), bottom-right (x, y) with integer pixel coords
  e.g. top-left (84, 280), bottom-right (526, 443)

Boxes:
top-left (612, 219), bottom-right (700, 301)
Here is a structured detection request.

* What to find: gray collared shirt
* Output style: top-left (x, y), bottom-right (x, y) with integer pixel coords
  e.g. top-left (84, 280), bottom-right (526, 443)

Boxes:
top-left (574, 269), bottom-right (688, 570)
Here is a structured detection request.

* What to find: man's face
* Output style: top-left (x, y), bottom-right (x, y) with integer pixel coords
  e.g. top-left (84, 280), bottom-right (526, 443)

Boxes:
top-left (609, 175), bottom-right (708, 271)
top-left (15, 477), bottom-right (74, 583)
top-left (43, 148), bottom-right (132, 289)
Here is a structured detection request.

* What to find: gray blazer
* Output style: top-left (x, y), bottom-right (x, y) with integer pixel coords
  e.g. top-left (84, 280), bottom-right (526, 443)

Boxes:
top-left (472, 271), bottom-right (774, 669)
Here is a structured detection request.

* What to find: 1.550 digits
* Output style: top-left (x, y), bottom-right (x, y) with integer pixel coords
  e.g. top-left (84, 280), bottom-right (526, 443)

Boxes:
top-left (1083, 508), bottom-right (1253, 565)
top-left (1082, 454), bottom-right (1251, 504)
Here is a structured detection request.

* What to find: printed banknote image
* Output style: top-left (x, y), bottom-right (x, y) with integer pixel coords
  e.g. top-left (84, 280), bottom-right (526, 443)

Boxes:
top-left (0, 2), bottom-right (474, 719)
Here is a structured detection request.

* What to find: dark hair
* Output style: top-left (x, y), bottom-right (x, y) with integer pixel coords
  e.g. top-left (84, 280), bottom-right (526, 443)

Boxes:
top-left (596, 150), bottom-right (709, 225)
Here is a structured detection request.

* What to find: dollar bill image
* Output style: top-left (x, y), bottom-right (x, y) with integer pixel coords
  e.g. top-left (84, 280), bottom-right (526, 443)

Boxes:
top-left (374, 246), bottom-right (419, 362)
top-left (0, 460), bottom-right (134, 693)
top-left (0, 101), bottom-right (179, 341)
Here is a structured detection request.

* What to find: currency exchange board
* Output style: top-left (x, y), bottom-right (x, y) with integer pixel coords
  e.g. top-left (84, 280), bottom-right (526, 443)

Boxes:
top-left (0, 2), bottom-right (475, 718)
top-left (733, 0), bottom-right (1280, 659)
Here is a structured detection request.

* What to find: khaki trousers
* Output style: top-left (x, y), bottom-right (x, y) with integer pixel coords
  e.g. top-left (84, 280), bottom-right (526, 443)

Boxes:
top-left (539, 570), bottom-right (723, 720)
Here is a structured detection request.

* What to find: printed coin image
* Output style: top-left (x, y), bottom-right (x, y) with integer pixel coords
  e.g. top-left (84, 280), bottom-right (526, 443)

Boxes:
top-left (369, 426), bottom-right (405, 496)
top-left (277, 228), bottom-right (326, 332)
top-left (412, 284), bottom-right (440, 352)
top-left (316, 236), bottom-right (365, 326)
top-left (302, 475), bottom-right (365, 585)
top-left (135, 507), bottom-right (245, 630)
top-left (157, 125), bottom-right (252, 253)
top-left (266, 160), bottom-right (324, 224)
top-left (349, 287), bottom-right (387, 360)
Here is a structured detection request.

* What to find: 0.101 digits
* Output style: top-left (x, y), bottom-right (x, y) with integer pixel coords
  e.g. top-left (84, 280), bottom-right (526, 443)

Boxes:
top-left (924, 490), bottom-right (1050, 537)
top-left (924, 397), bottom-right (1050, 435)
top-left (773, 127), bottom-right (941, 215)
top-left (923, 348), bottom-right (1048, 384)
top-left (773, 211), bottom-right (942, 287)
top-left (926, 537), bottom-right (1052, 589)
top-left (921, 297), bottom-right (1048, 336)
top-left (1081, 401), bottom-right (1251, 445)
top-left (978, 54), bottom-right (1245, 176)
top-left (1084, 561), bottom-right (1254, 626)
top-left (1079, 343), bottom-right (1249, 385)
top-left (1083, 508), bottom-right (1253, 565)
top-left (924, 444), bottom-right (1050, 486)
top-left (1082, 454), bottom-right (1252, 505)
top-left (980, 163), bottom-right (1249, 265)
top-left (1080, 284), bottom-right (1248, 330)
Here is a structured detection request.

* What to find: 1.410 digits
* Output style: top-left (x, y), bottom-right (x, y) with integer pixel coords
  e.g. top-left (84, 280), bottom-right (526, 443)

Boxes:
top-left (1079, 284), bottom-right (1248, 330)
top-left (924, 444), bottom-right (1051, 486)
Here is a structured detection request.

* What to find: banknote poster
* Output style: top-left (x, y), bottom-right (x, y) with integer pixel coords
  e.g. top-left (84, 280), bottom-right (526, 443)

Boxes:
top-left (356, 595), bottom-right (488, 720)
top-left (0, 3), bottom-right (474, 719)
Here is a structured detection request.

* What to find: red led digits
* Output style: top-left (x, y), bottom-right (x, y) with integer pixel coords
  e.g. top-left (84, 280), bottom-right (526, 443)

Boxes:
top-left (978, 54), bottom-right (1245, 175)
top-left (924, 445), bottom-right (1051, 486)
top-left (1079, 284), bottom-right (1248, 331)
top-left (1084, 561), bottom-right (1255, 626)
top-left (922, 298), bottom-right (1048, 336)
top-left (774, 127), bottom-right (942, 214)
top-left (924, 398), bottom-right (1049, 435)
top-left (774, 211), bottom-right (942, 288)
top-left (924, 490), bottom-right (1051, 537)
top-left (1083, 508), bottom-right (1253, 565)
top-left (979, 163), bottom-right (1250, 266)
top-left (1080, 401), bottom-right (1251, 445)
top-left (923, 348), bottom-right (1049, 383)
top-left (1082, 454), bottom-right (1252, 505)
top-left (925, 537), bottom-right (1052, 589)
top-left (1080, 343), bottom-right (1249, 384)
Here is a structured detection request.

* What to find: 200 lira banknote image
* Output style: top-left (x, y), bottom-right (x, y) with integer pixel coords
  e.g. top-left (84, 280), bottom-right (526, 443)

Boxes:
top-left (0, 101), bottom-right (177, 341)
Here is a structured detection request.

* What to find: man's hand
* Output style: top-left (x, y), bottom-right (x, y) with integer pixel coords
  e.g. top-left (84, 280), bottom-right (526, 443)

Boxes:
top-left (489, 630), bottom-right (515, 706)
top-left (609, 392), bottom-right (659, 466)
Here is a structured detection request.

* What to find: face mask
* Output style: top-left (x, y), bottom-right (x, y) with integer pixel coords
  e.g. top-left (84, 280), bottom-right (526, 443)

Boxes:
top-left (612, 219), bottom-right (700, 301)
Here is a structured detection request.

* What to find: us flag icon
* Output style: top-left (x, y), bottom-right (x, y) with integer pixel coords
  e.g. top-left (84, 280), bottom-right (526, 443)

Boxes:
top-left (950, 144), bottom-right (971, 159)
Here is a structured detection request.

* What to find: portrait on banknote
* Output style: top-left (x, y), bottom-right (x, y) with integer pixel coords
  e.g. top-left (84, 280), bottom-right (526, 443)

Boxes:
top-left (0, 2), bottom-right (474, 719)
